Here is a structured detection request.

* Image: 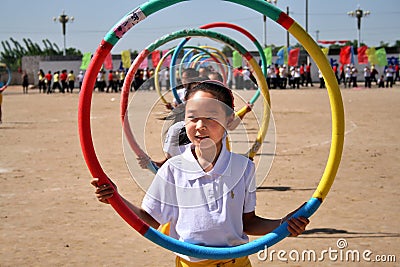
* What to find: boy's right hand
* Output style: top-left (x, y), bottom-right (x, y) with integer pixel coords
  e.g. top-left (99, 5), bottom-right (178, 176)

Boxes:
top-left (91, 178), bottom-right (115, 204)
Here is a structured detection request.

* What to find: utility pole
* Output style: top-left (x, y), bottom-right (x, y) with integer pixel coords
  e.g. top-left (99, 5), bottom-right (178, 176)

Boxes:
top-left (263, 0), bottom-right (278, 48)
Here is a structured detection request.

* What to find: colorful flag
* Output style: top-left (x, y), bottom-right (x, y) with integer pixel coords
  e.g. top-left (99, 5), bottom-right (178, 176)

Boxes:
top-left (232, 50), bottom-right (242, 68)
top-left (339, 46), bottom-right (351, 65)
top-left (162, 50), bottom-right (171, 67)
top-left (321, 47), bottom-right (329, 56)
top-left (104, 52), bottom-right (113, 70)
top-left (276, 46), bottom-right (287, 65)
top-left (121, 50), bottom-right (132, 69)
top-left (263, 47), bottom-right (272, 66)
top-left (376, 48), bottom-right (388, 66)
top-left (350, 46), bottom-right (355, 65)
top-left (357, 46), bottom-right (369, 64)
top-left (288, 48), bottom-right (300, 66)
top-left (151, 50), bottom-right (161, 68)
top-left (80, 52), bottom-right (92, 70)
top-left (139, 56), bottom-right (148, 69)
top-left (366, 47), bottom-right (378, 65)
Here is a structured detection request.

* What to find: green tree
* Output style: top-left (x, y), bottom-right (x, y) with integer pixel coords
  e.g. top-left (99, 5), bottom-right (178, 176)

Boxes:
top-left (0, 38), bottom-right (82, 71)
top-left (379, 41), bottom-right (390, 48)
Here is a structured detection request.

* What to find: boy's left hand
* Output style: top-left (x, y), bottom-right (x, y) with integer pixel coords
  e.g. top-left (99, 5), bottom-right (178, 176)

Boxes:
top-left (286, 217), bottom-right (309, 237)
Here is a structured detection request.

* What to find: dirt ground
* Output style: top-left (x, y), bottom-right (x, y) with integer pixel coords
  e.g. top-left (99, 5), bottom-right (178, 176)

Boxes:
top-left (1, 84), bottom-right (399, 266)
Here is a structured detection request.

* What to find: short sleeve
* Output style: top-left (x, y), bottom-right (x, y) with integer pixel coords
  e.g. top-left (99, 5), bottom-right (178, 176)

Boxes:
top-left (141, 164), bottom-right (177, 225)
top-left (243, 161), bottom-right (257, 214)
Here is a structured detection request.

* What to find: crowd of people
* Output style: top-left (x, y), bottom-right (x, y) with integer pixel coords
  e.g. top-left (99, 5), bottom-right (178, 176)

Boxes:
top-left (33, 69), bottom-right (85, 94)
top-left (20, 62), bottom-right (400, 95)
top-left (335, 63), bottom-right (399, 89)
top-left (233, 63), bottom-right (316, 90)
top-left (234, 62), bottom-right (399, 90)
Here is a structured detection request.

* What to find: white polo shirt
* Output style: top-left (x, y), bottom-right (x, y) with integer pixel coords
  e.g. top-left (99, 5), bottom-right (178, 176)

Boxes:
top-left (142, 145), bottom-right (256, 262)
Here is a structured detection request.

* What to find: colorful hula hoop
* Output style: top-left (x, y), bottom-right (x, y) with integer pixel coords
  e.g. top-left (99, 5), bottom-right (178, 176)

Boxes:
top-left (120, 28), bottom-right (271, 172)
top-left (182, 49), bottom-right (228, 84)
top-left (78, 0), bottom-right (344, 259)
top-left (170, 22), bottom-right (267, 106)
top-left (170, 43), bottom-right (230, 104)
top-left (195, 45), bottom-right (232, 83)
top-left (179, 47), bottom-right (230, 83)
top-left (154, 45), bottom-right (226, 105)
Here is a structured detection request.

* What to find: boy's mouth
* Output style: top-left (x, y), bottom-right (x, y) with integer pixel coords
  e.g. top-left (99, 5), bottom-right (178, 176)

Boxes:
top-left (195, 135), bottom-right (209, 140)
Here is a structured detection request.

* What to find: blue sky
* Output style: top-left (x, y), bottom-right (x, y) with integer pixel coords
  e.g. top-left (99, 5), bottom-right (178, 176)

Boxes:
top-left (1, 0), bottom-right (399, 55)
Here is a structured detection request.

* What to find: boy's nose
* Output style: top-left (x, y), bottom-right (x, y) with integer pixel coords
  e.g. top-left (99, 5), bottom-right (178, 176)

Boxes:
top-left (196, 119), bottom-right (206, 129)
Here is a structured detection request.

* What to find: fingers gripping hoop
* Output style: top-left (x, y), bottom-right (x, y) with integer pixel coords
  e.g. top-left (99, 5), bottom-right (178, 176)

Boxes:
top-left (78, 0), bottom-right (344, 260)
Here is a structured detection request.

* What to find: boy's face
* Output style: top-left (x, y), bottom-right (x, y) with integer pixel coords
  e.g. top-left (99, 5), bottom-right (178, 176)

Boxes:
top-left (185, 91), bottom-right (232, 151)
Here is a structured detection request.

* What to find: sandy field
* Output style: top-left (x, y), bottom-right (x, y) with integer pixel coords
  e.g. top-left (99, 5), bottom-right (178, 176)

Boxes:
top-left (1, 84), bottom-right (399, 266)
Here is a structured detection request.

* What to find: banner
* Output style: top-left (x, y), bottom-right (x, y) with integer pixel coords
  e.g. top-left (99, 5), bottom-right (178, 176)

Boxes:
top-left (357, 46), bottom-right (369, 64)
top-left (162, 49), bottom-right (171, 67)
top-left (232, 50), bottom-right (242, 68)
top-left (80, 52), bottom-right (92, 70)
top-left (349, 46), bottom-right (355, 65)
top-left (139, 56), bottom-right (148, 69)
top-left (276, 46), bottom-right (287, 65)
top-left (318, 40), bottom-right (349, 45)
top-left (339, 46), bottom-right (351, 65)
top-left (104, 52), bottom-right (113, 70)
top-left (121, 50), bottom-right (132, 69)
top-left (263, 47), bottom-right (272, 66)
top-left (288, 48), bottom-right (300, 66)
top-left (366, 47), bottom-right (378, 65)
top-left (376, 48), bottom-right (388, 66)
top-left (151, 50), bottom-right (161, 68)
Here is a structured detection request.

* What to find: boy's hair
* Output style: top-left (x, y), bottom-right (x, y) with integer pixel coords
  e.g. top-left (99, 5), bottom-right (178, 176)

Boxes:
top-left (184, 80), bottom-right (235, 116)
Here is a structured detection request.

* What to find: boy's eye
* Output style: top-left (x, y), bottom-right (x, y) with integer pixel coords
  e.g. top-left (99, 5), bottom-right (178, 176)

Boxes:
top-left (186, 116), bottom-right (198, 122)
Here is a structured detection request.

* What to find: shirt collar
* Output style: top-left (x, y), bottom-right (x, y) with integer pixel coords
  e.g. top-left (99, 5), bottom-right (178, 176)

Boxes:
top-left (180, 137), bottom-right (232, 181)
